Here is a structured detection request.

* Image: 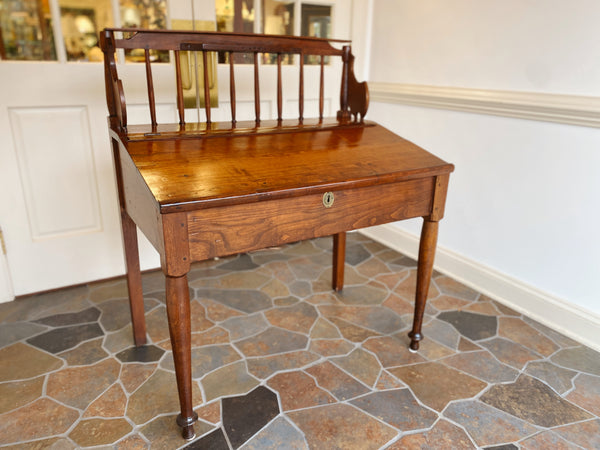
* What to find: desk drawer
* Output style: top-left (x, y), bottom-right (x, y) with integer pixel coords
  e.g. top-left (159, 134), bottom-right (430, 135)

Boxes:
top-left (187, 177), bottom-right (434, 261)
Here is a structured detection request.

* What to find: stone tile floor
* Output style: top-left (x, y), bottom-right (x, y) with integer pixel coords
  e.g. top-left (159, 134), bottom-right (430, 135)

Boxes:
top-left (1, 233), bottom-right (599, 449)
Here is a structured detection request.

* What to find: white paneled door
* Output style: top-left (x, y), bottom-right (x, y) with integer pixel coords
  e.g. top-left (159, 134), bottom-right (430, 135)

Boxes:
top-left (0, 0), bottom-right (352, 301)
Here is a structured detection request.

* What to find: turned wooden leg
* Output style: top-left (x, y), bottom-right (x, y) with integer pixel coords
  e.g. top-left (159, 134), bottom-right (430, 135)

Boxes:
top-left (332, 232), bottom-right (346, 291)
top-left (121, 210), bottom-right (147, 346)
top-left (408, 219), bottom-right (439, 352)
top-left (165, 274), bottom-right (197, 440)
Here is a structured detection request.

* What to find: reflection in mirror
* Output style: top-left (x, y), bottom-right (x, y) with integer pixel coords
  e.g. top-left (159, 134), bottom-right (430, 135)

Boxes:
top-left (58, 0), bottom-right (113, 62)
top-left (0, 0), bottom-right (56, 60)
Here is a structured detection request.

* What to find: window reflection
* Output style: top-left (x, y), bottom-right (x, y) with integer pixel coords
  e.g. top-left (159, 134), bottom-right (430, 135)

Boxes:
top-left (0, 0), bottom-right (56, 61)
top-left (262, 0), bottom-right (294, 64)
top-left (120, 0), bottom-right (168, 62)
top-left (301, 4), bottom-right (331, 65)
top-left (59, 1), bottom-right (113, 62)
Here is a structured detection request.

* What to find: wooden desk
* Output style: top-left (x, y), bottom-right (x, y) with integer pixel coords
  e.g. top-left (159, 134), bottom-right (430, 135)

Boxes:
top-left (101, 29), bottom-right (453, 440)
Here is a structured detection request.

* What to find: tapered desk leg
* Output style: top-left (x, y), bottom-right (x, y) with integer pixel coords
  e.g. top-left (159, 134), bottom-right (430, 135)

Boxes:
top-left (332, 232), bottom-right (346, 291)
top-left (408, 219), bottom-right (439, 351)
top-left (165, 274), bottom-right (197, 440)
top-left (121, 210), bottom-right (147, 346)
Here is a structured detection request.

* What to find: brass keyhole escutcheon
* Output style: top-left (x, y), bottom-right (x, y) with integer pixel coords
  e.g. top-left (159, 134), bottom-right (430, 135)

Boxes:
top-left (323, 191), bottom-right (335, 208)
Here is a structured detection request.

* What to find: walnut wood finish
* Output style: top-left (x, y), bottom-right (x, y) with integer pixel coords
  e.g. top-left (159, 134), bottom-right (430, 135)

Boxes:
top-left (100, 28), bottom-right (453, 439)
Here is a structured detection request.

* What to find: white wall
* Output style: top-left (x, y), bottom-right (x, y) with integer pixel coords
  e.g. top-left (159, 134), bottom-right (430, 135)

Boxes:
top-left (361, 0), bottom-right (600, 348)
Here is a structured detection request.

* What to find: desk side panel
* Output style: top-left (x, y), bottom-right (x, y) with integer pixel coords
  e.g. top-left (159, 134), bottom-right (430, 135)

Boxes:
top-left (187, 178), bottom-right (434, 261)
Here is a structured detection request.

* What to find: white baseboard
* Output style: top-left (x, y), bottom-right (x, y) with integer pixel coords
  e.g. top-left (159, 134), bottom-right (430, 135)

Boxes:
top-left (360, 224), bottom-right (600, 352)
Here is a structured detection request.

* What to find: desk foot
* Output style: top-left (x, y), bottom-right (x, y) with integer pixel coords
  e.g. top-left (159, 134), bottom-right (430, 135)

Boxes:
top-left (408, 331), bottom-right (422, 352)
top-left (177, 412), bottom-right (198, 441)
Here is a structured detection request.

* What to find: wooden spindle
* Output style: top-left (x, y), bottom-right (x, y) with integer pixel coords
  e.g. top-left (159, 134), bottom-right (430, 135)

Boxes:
top-left (144, 48), bottom-right (157, 127)
top-left (229, 52), bottom-right (236, 123)
top-left (319, 55), bottom-right (325, 122)
top-left (254, 52), bottom-right (260, 123)
top-left (339, 45), bottom-right (350, 120)
top-left (174, 50), bottom-right (185, 125)
top-left (277, 53), bottom-right (283, 122)
top-left (299, 52), bottom-right (304, 122)
top-left (202, 50), bottom-right (211, 124)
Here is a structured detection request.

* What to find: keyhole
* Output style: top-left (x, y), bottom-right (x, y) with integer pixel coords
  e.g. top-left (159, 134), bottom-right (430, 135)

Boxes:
top-left (323, 192), bottom-right (335, 208)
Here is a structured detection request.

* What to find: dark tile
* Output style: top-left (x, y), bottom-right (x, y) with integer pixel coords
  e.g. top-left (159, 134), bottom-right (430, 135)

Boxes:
top-left (222, 386), bottom-right (280, 448)
top-left (218, 253), bottom-right (259, 271)
top-left (551, 346), bottom-right (600, 376)
top-left (185, 428), bottom-right (229, 450)
top-left (351, 389), bottom-right (437, 431)
top-left (196, 288), bottom-right (272, 313)
top-left (346, 244), bottom-right (372, 266)
top-left (33, 307), bottom-right (100, 327)
top-left (26, 322), bottom-right (104, 354)
top-left (437, 310), bottom-right (497, 341)
top-left (484, 445), bottom-right (519, 450)
top-left (116, 345), bottom-right (166, 363)
top-left (481, 374), bottom-right (592, 427)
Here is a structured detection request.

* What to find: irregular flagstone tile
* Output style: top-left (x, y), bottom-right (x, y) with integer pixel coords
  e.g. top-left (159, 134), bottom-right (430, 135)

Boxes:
top-left (261, 278), bottom-right (290, 299)
top-left (104, 324), bottom-right (135, 353)
top-left (376, 370), bottom-right (406, 390)
top-left (0, 321), bottom-right (47, 348)
top-left (274, 296), bottom-right (300, 306)
top-left (491, 299), bottom-right (521, 317)
top-left (336, 285), bottom-right (388, 306)
top-left (305, 292), bottom-right (340, 305)
top-left (214, 272), bottom-right (271, 290)
top-left (264, 302), bottom-right (318, 334)
top-left (190, 300), bottom-right (214, 332)
top-left (363, 239), bottom-right (390, 254)
top-left (443, 350), bottom-right (519, 383)
top-left (389, 362), bottom-right (487, 411)
top-left (46, 358), bottom-right (120, 409)
top-left (318, 305), bottom-right (404, 334)
top-left (0, 376), bottom-right (44, 414)
top-left (388, 418), bottom-right (475, 449)
top-left (374, 271), bottom-right (408, 291)
top-left (437, 311), bottom-right (497, 341)
top-left (26, 322), bottom-right (104, 354)
top-left (356, 257), bottom-right (392, 278)
top-left (285, 240), bottom-right (323, 255)
top-left (305, 361), bottom-right (370, 401)
top-left (89, 279), bottom-right (128, 303)
top-left (328, 317), bottom-right (381, 342)
top-left (83, 383), bottom-right (127, 418)
top-left (141, 414), bottom-right (213, 449)
top-left (246, 351), bottom-right (320, 379)
top-left (520, 430), bottom-right (579, 449)
top-left (120, 363), bottom-right (157, 393)
top-left (161, 344), bottom-right (241, 379)
top-left (196, 401), bottom-right (221, 425)
top-left (309, 339), bottom-right (354, 357)
top-left (0, 398), bottom-right (79, 446)
top-left (288, 257), bottom-right (325, 280)
top-left (310, 317), bottom-right (341, 338)
top-left (522, 317), bottom-right (580, 348)
top-left (127, 369), bottom-right (202, 424)
top-left (191, 327), bottom-right (230, 347)
top-left (202, 360), bottom-right (260, 402)
top-left (58, 337), bottom-right (108, 366)
top-left (351, 388), bottom-right (437, 431)
top-left (263, 260), bottom-right (296, 285)
top-left (116, 345), bottom-right (165, 363)
top-left (289, 280), bottom-right (312, 297)
top-left (288, 403), bottom-right (397, 449)
top-left (525, 361), bottom-right (577, 395)
top-left (421, 318), bottom-right (462, 349)
top-left (234, 327), bottom-right (308, 357)
top-left (362, 336), bottom-right (426, 367)
top-left (346, 243), bottom-right (372, 265)
top-left (444, 400), bottom-right (539, 447)
top-left (268, 371), bottom-right (336, 410)
top-left (382, 293), bottom-right (415, 316)
top-left (463, 301), bottom-right (502, 316)
top-left (430, 295), bottom-right (471, 311)
top-left (240, 416), bottom-right (308, 450)
top-left (565, 374), bottom-right (600, 415)
top-left (68, 418), bottom-right (132, 447)
top-left (200, 299), bottom-right (243, 322)
top-left (222, 386), bottom-right (280, 448)
top-left (331, 348), bottom-right (381, 387)
top-left (222, 313), bottom-right (270, 340)
top-left (553, 418), bottom-right (600, 449)
top-left (144, 307), bottom-right (170, 343)
top-left (115, 434), bottom-right (150, 449)
top-left (481, 374), bottom-right (592, 427)
top-left (498, 317), bottom-right (559, 357)
top-left (317, 266), bottom-right (369, 289)
top-left (196, 288), bottom-right (272, 314)
top-left (185, 428), bottom-right (229, 450)
top-left (218, 253), bottom-right (259, 271)
top-left (394, 271), bottom-right (439, 301)
top-left (458, 337), bottom-right (483, 352)
top-left (0, 342), bottom-right (62, 382)
top-left (551, 346), bottom-right (600, 376)
top-left (483, 444), bottom-right (519, 450)
top-left (435, 276), bottom-right (479, 301)
top-left (97, 298), bottom-right (152, 332)
top-left (33, 306), bottom-right (100, 327)
top-left (480, 337), bottom-right (543, 370)
top-left (417, 338), bottom-right (456, 360)
top-left (19, 286), bottom-right (90, 322)
top-left (388, 254), bottom-right (418, 268)
top-left (1, 437), bottom-right (78, 450)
